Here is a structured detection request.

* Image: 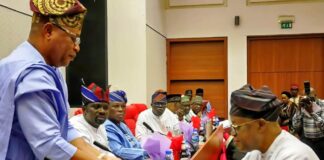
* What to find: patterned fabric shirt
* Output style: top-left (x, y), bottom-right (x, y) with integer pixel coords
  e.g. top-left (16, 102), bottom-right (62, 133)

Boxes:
top-left (292, 99), bottom-right (324, 139)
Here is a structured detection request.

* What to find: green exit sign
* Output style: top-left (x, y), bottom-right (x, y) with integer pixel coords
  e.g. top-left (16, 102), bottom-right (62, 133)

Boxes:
top-left (281, 21), bottom-right (293, 29)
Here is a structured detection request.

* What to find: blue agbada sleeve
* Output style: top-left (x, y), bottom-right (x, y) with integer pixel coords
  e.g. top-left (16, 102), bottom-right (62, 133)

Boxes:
top-left (16, 91), bottom-right (78, 160)
top-left (106, 123), bottom-right (146, 160)
top-left (67, 121), bottom-right (81, 142)
top-left (108, 134), bottom-right (146, 160)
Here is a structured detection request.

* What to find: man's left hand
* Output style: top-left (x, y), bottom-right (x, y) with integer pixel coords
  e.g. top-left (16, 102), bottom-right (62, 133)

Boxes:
top-left (103, 155), bottom-right (121, 160)
top-left (176, 108), bottom-right (184, 121)
top-left (304, 103), bottom-right (313, 113)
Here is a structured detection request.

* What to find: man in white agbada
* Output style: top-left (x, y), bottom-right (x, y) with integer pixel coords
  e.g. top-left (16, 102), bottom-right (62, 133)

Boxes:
top-left (70, 83), bottom-right (118, 159)
top-left (230, 84), bottom-right (319, 160)
top-left (136, 90), bottom-right (181, 140)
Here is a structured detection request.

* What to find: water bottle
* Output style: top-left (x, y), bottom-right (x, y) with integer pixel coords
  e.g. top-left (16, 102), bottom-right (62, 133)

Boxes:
top-left (180, 139), bottom-right (191, 160)
top-left (199, 121), bottom-right (205, 135)
top-left (191, 128), bottom-right (199, 150)
top-left (199, 123), bottom-right (205, 143)
top-left (213, 116), bottom-right (220, 127)
top-left (165, 149), bottom-right (174, 160)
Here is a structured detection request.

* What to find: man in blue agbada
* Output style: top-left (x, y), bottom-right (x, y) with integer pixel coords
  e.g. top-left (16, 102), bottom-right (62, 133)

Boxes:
top-left (105, 90), bottom-right (149, 160)
top-left (0, 0), bottom-right (111, 159)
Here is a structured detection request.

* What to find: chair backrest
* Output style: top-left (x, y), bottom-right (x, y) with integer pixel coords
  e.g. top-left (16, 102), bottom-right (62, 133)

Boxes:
top-left (124, 119), bottom-right (136, 135)
top-left (124, 104), bottom-right (138, 120)
top-left (73, 108), bottom-right (83, 116)
top-left (131, 103), bottom-right (148, 121)
top-left (124, 103), bottom-right (148, 135)
top-left (133, 103), bottom-right (147, 112)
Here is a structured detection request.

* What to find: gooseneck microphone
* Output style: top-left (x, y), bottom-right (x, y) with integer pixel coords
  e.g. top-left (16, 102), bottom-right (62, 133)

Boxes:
top-left (93, 141), bottom-right (111, 152)
top-left (143, 122), bottom-right (154, 133)
top-left (94, 141), bottom-right (122, 159)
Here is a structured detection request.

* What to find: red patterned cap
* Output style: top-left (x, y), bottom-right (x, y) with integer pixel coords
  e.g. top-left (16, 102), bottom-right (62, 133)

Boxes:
top-left (291, 84), bottom-right (299, 89)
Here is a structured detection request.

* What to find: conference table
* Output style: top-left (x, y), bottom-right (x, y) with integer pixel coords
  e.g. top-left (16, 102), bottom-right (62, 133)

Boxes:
top-left (191, 125), bottom-right (225, 160)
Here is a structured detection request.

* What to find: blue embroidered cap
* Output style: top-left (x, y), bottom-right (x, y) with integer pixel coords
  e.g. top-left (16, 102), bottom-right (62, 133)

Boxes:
top-left (81, 83), bottom-right (109, 105)
top-left (109, 90), bottom-right (128, 103)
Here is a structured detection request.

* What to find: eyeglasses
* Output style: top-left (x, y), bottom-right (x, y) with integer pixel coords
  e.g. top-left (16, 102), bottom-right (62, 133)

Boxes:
top-left (230, 119), bottom-right (258, 136)
top-left (152, 102), bottom-right (167, 107)
top-left (52, 23), bottom-right (81, 45)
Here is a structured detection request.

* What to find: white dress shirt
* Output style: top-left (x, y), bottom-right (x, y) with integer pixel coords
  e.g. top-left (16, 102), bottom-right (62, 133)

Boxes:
top-left (135, 108), bottom-right (180, 140)
top-left (242, 130), bottom-right (319, 160)
top-left (70, 114), bottom-right (115, 157)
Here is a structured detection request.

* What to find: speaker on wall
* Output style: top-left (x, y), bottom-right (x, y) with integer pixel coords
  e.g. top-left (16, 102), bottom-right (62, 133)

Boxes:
top-left (235, 16), bottom-right (240, 26)
top-left (66, 0), bottom-right (108, 107)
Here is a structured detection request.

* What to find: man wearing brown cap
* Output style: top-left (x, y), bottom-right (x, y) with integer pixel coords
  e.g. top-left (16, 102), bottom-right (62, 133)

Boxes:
top-left (0, 0), bottom-right (114, 159)
top-left (230, 84), bottom-right (318, 160)
top-left (135, 90), bottom-right (181, 140)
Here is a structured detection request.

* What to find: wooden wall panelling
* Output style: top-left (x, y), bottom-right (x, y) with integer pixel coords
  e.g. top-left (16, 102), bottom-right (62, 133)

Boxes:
top-left (167, 37), bottom-right (228, 118)
top-left (169, 41), bottom-right (225, 80)
top-left (169, 80), bottom-right (227, 118)
top-left (248, 34), bottom-right (324, 99)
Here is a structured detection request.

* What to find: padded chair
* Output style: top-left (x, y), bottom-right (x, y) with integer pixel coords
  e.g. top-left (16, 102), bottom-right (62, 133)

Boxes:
top-left (132, 103), bottom-right (148, 118)
top-left (73, 108), bottom-right (83, 116)
top-left (123, 103), bottom-right (148, 135)
top-left (124, 105), bottom-right (138, 135)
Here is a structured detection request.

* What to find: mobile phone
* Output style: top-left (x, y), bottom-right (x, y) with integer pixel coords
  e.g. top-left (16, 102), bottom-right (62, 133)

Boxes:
top-left (304, 81), bottom-right (311, 96)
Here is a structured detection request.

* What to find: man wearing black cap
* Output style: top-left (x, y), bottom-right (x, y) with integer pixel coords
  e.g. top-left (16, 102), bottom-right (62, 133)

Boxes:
top-left (0, 0), bottom-right (111, 159)
top-left (166, 94), bottom-right (182, 113)
top-left (230, 84), bottom-right (318, 160)
top-left (184, 89), bottom-right (193, 101)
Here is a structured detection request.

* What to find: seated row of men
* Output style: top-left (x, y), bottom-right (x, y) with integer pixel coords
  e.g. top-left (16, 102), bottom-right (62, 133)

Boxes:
top-left (69, 83), bottom-right (212, 159)
top-left (70, 82), bottom-right (323, 160)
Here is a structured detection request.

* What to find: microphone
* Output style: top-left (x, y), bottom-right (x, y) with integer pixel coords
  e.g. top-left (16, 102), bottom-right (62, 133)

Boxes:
top-left (93, 141), bottom-right (111, 152)
top-left (143, 122), bottom-right (154, 133)
top-left (94, 141), bottom-right (123, 159)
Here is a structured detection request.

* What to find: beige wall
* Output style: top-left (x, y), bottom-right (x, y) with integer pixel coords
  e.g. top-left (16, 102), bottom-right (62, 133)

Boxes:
top-left (0, 1), bottom-right (67, 78)
top-left (107, 0), bottom-right (147, 104)
top-left (0, 0), bottom-right (31, 59)
top-left (146, 0), bottom-right (167, 105)
top-left (108, 0), bottom-right (167, 105)
top-left (166, 0), bottom-right (324, 109)
top-left (146, 28), bottom-right (167, 105)
top-left (146, 0), bottom-right (166, 34)
top-left (1, 0), bottom-right (31, 14)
